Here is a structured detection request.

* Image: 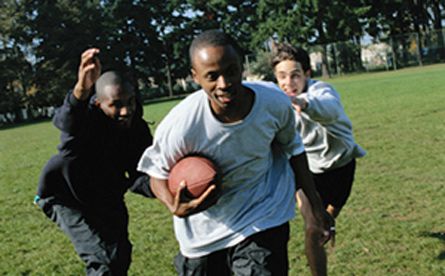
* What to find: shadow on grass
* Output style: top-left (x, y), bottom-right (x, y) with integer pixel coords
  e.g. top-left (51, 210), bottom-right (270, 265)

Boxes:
top-left (420, 231), bottom-right (445, 260)
top-left (0, 118), bottom-right (52, 131)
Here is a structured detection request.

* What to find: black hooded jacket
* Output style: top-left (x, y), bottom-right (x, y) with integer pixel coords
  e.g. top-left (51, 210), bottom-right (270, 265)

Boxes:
top-left (36, 91), bottom-right (153, 209)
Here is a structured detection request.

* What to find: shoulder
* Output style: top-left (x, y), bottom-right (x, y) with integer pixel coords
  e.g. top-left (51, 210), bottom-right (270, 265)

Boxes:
top-left (156, 90), bottom-right (206, 133)
top-left (243, 81), bottom-right (290, 105)
top-left (167, 90), bottom-right (206, 119)
top-left (308, 79), bottom-right (339, 95)
top-left (243, 80), bottom-right (282, 93)
top-left (244, 81), bottom-right (295, 124)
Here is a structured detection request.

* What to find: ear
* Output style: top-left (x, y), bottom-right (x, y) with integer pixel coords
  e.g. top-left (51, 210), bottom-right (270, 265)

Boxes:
top-left (191, 68), bottom-right (199, 84)
top-left (305, 69), bottom-right (312, 78)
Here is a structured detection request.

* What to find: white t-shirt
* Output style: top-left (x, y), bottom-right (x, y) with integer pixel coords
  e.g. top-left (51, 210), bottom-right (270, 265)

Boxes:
top-left (138, 81), bottom-right (305, 257)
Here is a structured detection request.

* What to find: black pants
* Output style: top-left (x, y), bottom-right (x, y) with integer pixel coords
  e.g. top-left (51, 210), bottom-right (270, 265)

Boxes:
top-left (174, 223), bottom-right (290, 276)
top-left (312, 159), bottom-right (356, 209)
top-left (37, 197), bottom-right (132, 276)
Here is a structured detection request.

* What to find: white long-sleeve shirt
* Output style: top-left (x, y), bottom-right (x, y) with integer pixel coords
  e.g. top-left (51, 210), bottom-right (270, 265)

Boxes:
top-left (294, 79), bottom-right (366, 173)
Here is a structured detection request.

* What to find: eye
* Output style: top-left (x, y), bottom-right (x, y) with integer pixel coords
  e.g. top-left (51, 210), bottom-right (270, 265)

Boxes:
top-left (206, 72), bottom-right (219, 81)
top-left (113, 101), bottom-right (123, 109)
top-left (291, 71), bottom-right (302, 79)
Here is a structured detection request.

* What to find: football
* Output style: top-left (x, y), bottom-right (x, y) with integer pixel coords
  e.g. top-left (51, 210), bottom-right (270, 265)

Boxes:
top-left (168, 155), bottom-right (219, 199)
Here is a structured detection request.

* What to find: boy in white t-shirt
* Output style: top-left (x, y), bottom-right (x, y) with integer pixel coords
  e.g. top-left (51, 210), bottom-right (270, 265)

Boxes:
top-left (138, 30), bottom-right (333, 275)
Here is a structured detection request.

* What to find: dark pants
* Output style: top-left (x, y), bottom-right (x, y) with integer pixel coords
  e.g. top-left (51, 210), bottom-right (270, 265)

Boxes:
top-left (37, 197), bottom-right (132, 276)
top-left (174, 223), bottom-right (290, 276)
top-left (312, 159), bottom-right (356, 209)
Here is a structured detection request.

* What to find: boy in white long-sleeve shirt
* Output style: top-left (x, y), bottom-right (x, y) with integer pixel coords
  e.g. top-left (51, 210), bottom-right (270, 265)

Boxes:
top-left (272, 43), bottom-right (366, 276)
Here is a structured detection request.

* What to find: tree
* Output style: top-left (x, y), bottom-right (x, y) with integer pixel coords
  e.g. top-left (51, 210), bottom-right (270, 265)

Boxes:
top-left (253, 0), bottom-right (370, 77)
top-left (188, 0), bottom-right (260, 54)
top-left (0, 1), bottom-right (34, 121)
top-left (22, 0), bottom-right (106, 108)
top-left (429, 0), bottom-right (445, 61)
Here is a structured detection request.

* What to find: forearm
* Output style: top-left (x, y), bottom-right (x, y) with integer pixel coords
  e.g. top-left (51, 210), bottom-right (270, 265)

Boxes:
top-left (299, 92), bottom-right (341, 123)
top-left (73, 82), bottom-right (92, 101)
top-left (150, 177), bottom-right (175, 212)
top-left (291, 152), bottom-right (335, 244)
top-left (290, 152), bottom-right (324, 213)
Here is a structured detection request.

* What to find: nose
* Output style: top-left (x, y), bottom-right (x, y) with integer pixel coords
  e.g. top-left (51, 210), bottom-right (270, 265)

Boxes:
top-left (119, 106), bottom-right (129, 117)
top-left (283, 75), bottom-right (292, 87)
top-left (216, 75), bottom-right (229, 90)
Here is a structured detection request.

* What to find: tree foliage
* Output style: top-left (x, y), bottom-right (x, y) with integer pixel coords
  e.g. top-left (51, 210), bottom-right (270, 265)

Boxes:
top-left (0, 0), bottom-right (444, 123)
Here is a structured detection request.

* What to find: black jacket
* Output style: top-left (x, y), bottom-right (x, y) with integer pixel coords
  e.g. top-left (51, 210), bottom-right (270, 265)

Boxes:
top-left (36, 92), bottom-right (153, 209)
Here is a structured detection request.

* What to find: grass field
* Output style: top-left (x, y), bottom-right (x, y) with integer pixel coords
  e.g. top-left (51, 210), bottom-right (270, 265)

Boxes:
top-left (1, 64), bottom-right (444, 275)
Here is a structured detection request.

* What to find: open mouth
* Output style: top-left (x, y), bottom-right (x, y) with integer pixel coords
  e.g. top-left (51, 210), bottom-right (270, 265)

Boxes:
top-left (115, 116), bottom-right (132, 127)
top-left (216, 94), bottom-right (233, 104)
top-left (284, 90), bottom-right (298, 97)
top-left (216, 88), bottom-right (237, 104)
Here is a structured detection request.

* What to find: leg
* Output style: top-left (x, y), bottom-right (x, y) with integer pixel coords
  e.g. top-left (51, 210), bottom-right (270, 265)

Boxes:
top-left (297, 189), bottom-right (327, 276)
top-left (230, 223), bottom-right (290, 276)
top-left (313, 159), bottom-right (357, 219)
top-left (37, 197), bottom-right (131, 276)
top-left (326, 204), bottom-right (341, 218)
top-left (90, 204), bottom-right (132, 276)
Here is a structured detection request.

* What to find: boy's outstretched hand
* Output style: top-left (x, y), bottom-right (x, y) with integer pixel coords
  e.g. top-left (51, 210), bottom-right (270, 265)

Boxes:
top-left (73, 48), bottom-right (101, 101)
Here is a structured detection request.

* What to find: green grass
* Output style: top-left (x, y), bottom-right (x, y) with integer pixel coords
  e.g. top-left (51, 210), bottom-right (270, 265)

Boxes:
top-left (1, 64), bottom-right (444, 275)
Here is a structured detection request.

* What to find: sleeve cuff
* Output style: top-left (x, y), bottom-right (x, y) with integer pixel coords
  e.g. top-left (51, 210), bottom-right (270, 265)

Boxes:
top-left (67, 91), bottom-right (89, 107)
top-left (296, 94), bottom-right (309, 111)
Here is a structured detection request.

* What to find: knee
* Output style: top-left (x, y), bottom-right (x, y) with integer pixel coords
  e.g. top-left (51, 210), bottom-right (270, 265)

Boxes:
top-left (84, 242), bottom-right (132, 276)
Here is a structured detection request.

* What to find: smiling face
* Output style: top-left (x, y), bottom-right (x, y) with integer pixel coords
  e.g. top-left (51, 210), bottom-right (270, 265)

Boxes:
top-left (96, 83), bottom-right (136, 129)
top-left (191, 45), bottom-right (245, 117)
top-left (274, 59), bottom-right (311, 97)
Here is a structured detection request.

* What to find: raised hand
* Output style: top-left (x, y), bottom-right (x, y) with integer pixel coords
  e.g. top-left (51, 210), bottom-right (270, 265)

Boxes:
top-left (73, 48), bottom-right (101, 101)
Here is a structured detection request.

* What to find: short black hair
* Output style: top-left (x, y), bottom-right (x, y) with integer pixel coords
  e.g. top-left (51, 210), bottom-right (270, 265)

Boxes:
top-left (189, 29), bottom-right (244, 67)
top-left (271, 43), bottom-right (311, 72)
top-left (95, 71), bottom-right (134, 100)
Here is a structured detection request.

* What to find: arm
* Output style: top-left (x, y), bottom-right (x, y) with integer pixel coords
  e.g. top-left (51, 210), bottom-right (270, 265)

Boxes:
top-left (73, 48), bottom-right (101, 101)
top-left (53, 48), bottom-right (101, 133)
top-left (150, 177), bottom-right (216, 218)
top-left (294, 83), bottom-right (343, 124)
top-left (128, 174), bottom-right (155, 198)
top-left (52, 49), bottom-right (108, 206)
top-left (290, 152), bottom-right (334, 244)
top-left (127, 118), bottom-right (155, 198)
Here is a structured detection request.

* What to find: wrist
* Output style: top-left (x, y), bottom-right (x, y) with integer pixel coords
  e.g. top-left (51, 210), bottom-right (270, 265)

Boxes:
top-left (301, 99), bottom-right (308, 110)
top-left (73, 84), bottom-right (91, 101)
top-left (296, 96), bottom-right (308, 111)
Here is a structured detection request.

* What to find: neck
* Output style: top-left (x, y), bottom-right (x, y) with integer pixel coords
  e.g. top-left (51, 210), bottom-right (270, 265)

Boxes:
top-left (213, 86), bottom-right (255, 123)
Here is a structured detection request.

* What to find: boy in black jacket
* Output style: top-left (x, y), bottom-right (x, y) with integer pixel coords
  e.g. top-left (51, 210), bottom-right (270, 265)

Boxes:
top-left (35, 48), bottom-right (154, 275)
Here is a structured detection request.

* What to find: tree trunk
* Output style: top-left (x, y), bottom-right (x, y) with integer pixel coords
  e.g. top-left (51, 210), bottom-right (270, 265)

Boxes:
top-left (390, 38), bottom-right (398, 70)
top-left (321, 44), bottom-right (330, 78)
top-left (165, 56), bottom-right (173, 98)
top-left (432, 0), bottom-right (445, 61)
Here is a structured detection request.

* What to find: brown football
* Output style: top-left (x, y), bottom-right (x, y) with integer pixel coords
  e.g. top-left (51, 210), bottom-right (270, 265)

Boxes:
top-left (168, 155), bottom-right (218, 198)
